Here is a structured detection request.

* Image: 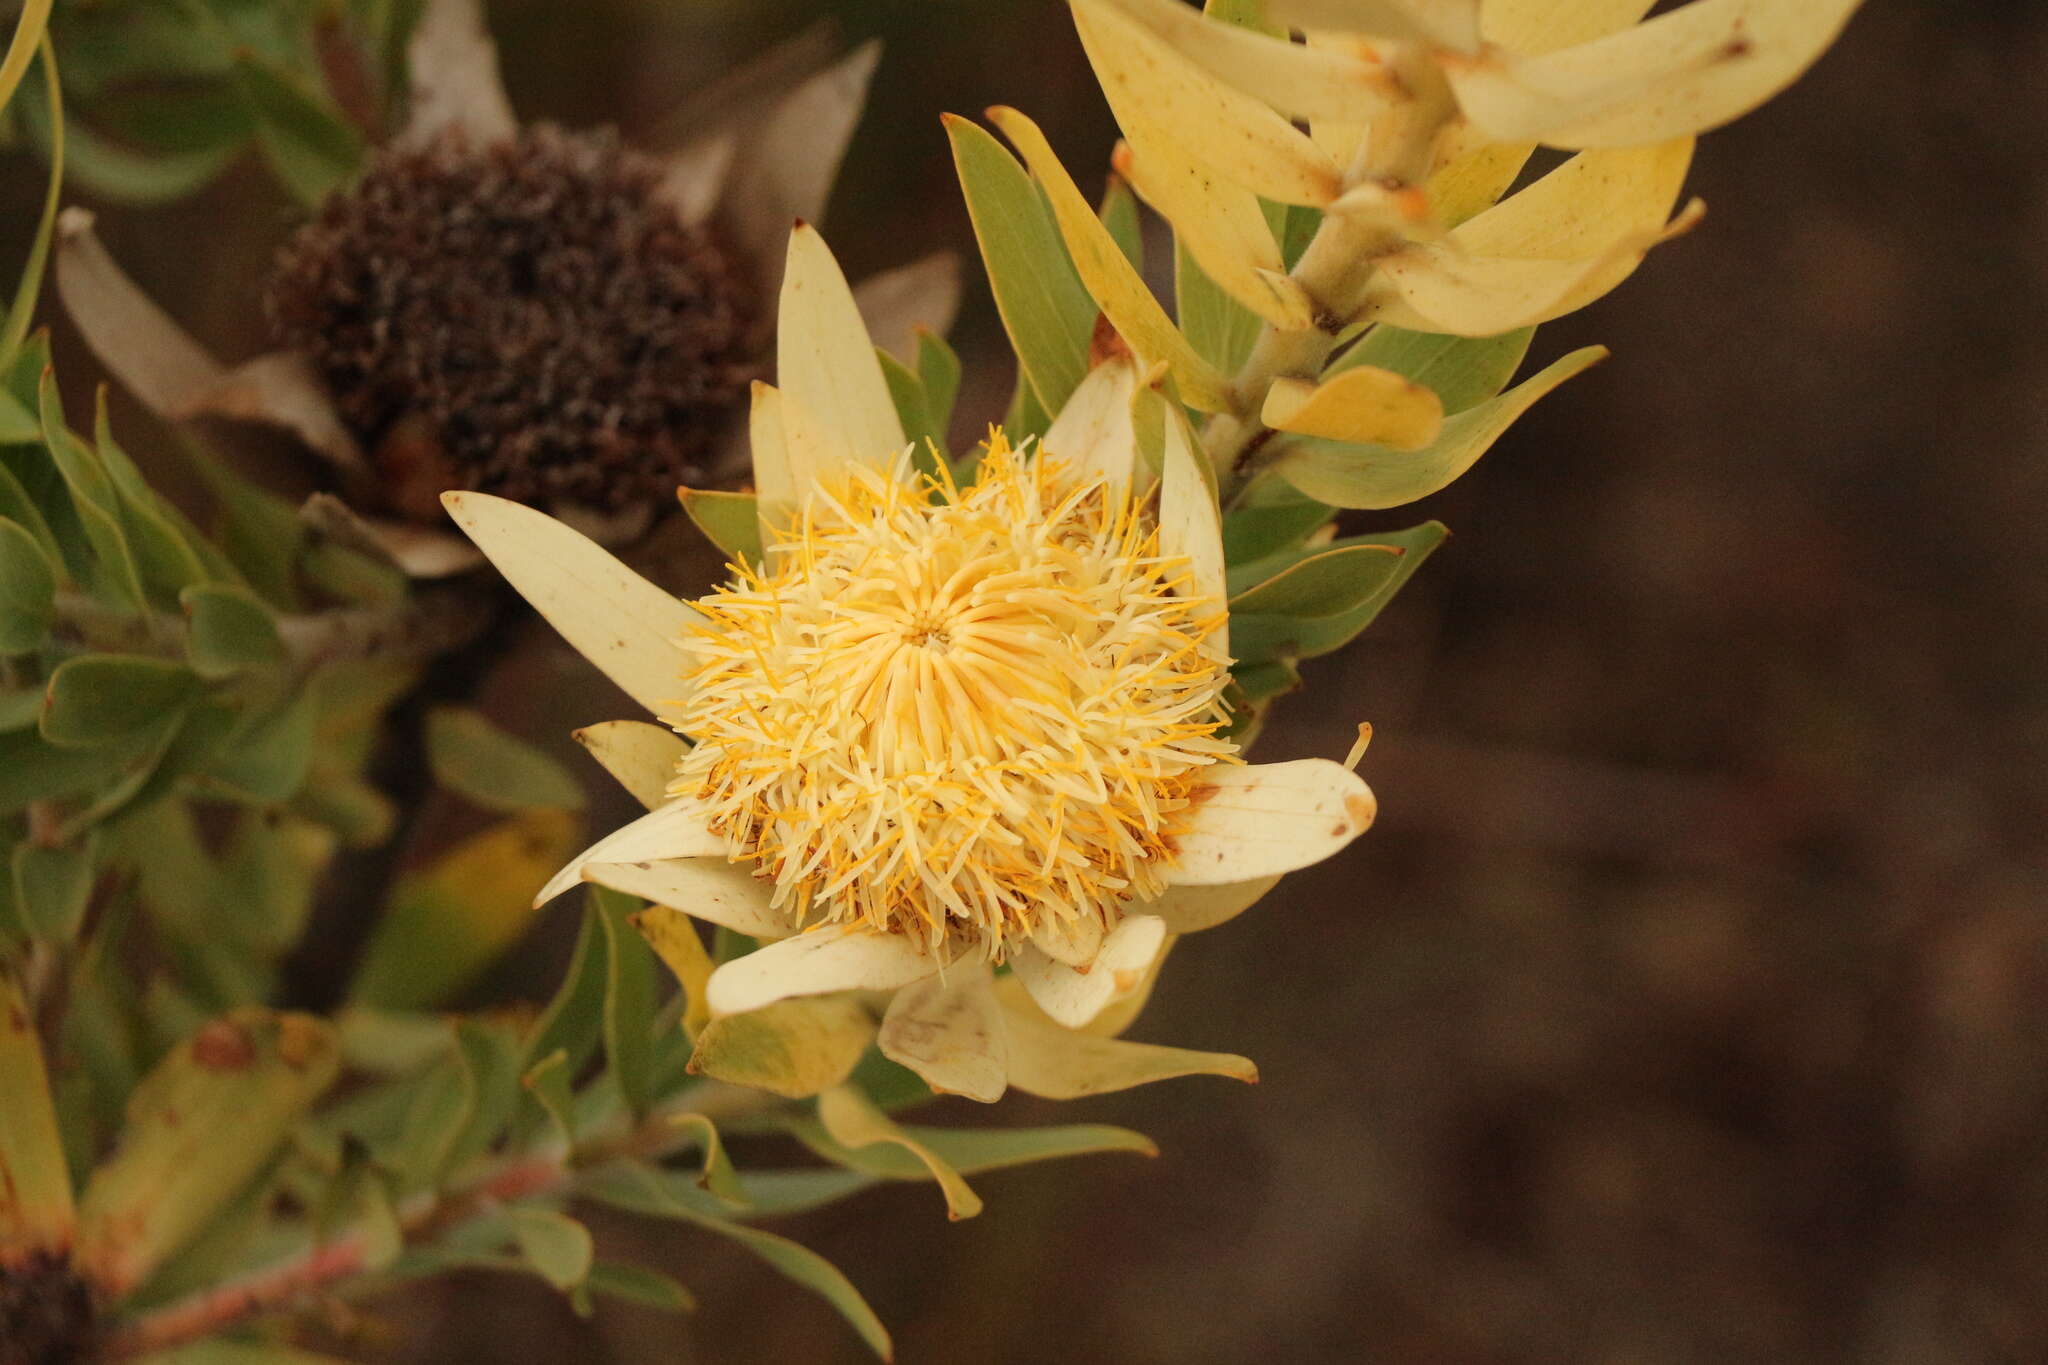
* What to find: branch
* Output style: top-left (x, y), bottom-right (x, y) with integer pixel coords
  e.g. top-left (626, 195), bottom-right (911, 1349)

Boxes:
top-left (101, 1082), bottom-right (777, 1358)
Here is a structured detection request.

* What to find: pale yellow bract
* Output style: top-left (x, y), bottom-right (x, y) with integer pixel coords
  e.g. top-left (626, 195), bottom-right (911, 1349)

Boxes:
top-left (446, 224), bottom-right (1378, 1104)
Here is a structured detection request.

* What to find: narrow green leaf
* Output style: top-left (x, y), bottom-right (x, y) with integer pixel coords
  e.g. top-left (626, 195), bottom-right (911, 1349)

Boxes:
top-left (788, 1115), bottom-right (1157, 1182)
top-left (1228, 543), bottom-right (1410, 616)
top-left (522, 904), bottom-right (610, 1075)
top-left (585, 1260), bottom-right (696, 1313)
top-left (678, 488), bottom-right (764, 567)
top-left (508, 1207), bottom-right (593, 1292)
top-left (93, 392), bottom-right (216, 605)
top-left (230, 49), bottom-right (364, 206)
top-left (876, 349), bottom-right (944, 480)
top-left (1228, 521), bottom-right (1449, 662)
top-left (1099, 172), bottom-right (1143, 271)
top-left (40, 655), bottom-right (201, 749)
top-left (74, 1009), bottom-right (340, 1297)
top-left (0, 387), bottom-right (37, 443)
top-left (201, 685), bottom-right (321, 802)
top-left (595, 885), bottom-right (657, 1119)
top-left (37, 369), bottom-right (147, 609)
top-left (582, 1161), bottom-right (891, 1360)
top-left (0, 455), bottom-right (62, 567)
top-left (1328, 325), bottom-right (1536, 414)
top-left (0, 516), bottom-right (55, 650)
top-left (1272, 347), bottom-right (1605, 510)
top-left (1175, 238), bottom-right (1262, 375)
top-left (1, 37), bottom-right (62, 368)
top-left (0, 0), bottom-right (53, 117)
top-left (393, 1026), bottom-right (481, 1194)
top-left (945, 114), bottom-right (1096, 416)
top-left (738, 1167), bottom-right (880, 1217)
top-left (521, 1048), bottom-right (577, 1150)
top-left (1219, 500), bottom-right (1336, 567)
top-left (0, 970), bottom-right (75, 1259)
top-left (181, 583), bottom-right (285, 677)
top-left (426, 706), bottom-right (585, 813)
top-left (12, 837), bottom-right (93, 943)
top-left (915, 330), bottom-right (961, 445)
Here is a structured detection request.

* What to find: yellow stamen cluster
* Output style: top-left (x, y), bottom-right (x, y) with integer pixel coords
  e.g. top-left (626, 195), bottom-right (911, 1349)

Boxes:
top-left (670, 438), bottom-right (1235, 955)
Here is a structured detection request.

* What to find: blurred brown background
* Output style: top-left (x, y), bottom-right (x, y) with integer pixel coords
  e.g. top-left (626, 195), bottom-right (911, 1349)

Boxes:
top-left (22, 0), bottom-right (2048, 1360)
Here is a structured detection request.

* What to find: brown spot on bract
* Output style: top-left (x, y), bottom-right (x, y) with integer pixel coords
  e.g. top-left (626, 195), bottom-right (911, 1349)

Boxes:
top-left (1089, 312), bottom-right (1133, 367)
top-left (191, 1020), bottom-right (256, 1071)
top-left (1344, 792), bottom-right (1377, 832)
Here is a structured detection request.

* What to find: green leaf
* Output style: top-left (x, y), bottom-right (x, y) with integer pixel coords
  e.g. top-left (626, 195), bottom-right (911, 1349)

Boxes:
top-left (11, 837), bottom-right (93, 943)
top-left (508, 1207), bottom-right (593, 1292)
top-left (1219, 500), bottom-right (1337, 567)
top-left (1228, 522), bottom-right (1449, 663)
top-left (37, 368), bottom-right (148, 609)
top-left (392, 1027), bottom-right (481, 1194)
top-left (0, 970), bottom-right (75, 1259)
top-left (916, 330), bottom-right (962, 445)
top-left (0, 0), bottom-right (53, 117)
top-left (0, 390), bottom-right (37, 443)
top-left (181, 583), bottom-right (285, 677)
top-left (1175, 238), bottom-right (1262, 375)
top-left (1099, 172), bottom-right (1143, 271)
top-left (585, 1260), bottom-right (695, 1313)
top-left (426, 706), bottom-right (585, 813)
top-left (0, 724), bottom-right (168, 815)
top-left (595, 885), bottom-right (657, 1119)
top-left (789, 1114), bottom-right (1156, 1182)
top-left (201, 685), bottom-right (322, 802)
top-left (1272, 347), bottom-right (1605, 510)
top-left (183, 441), bottom-right (306, 608)
top-left (40, 655), bottom-right (202, 749)
top-left (350, 809), bottom-right (579, 1011)
top-left (877, 349), bottom-right (945, 478)
top-left (73, 1009), bottom-right (340, 1298)
top-left (0, 516), bottom-right (55, 650)
top-left (738, 1167), bottom-right (880, 1217)
top-left (520, 1048), bottom-right (577, 1150)
top-left (521, 904), bottom-right (609, 1076)
top-left (230, 49), bottom-right (363, 206)
top-left (582, 1161), bottom-right (891, 1360)
top-left (1329, 325), bottom-right (1536, 414)
top-left (0, 453), bottom-right (62, 568)
top-left (1228, 542), bottom-right (1411, 616)
top-left (1, 36), bottom-right (61, 368)
top-left (946, 114), bottom-right (1096, 417)
top-left (31, 115), bottom-right (239, 206)
top-left (140, 1342), bottom-right (362, 1365)
top-left (1230, 656), bottom-right (1301, 704)
top-left (678, 488), bottom-right (763, 566)
top-left (92, 393), bottom-right (217, 606)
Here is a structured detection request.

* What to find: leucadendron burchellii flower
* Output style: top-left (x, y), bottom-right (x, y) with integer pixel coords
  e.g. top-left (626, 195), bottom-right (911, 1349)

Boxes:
top-left (53, 0), bottom-right (956, 576)
top-left (446, 224), bottom-right (1378, 1104)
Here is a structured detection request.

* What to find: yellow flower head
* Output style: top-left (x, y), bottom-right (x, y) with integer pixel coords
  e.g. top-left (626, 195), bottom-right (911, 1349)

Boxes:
top-left (448, 224), bottom-right (1374, 1103)
top-left (674, 438), bottom-right (1235, 954)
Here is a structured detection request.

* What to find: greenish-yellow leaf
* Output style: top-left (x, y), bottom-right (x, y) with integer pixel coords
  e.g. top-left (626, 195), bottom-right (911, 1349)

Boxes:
top-left (0, 972), bottom-right (73, 1260)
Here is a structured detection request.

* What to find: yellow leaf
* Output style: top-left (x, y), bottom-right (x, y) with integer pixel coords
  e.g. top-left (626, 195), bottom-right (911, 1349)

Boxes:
top-left (994, 979), bottom-right (1258, 1098)
top-left (0, 974), bottom-right (73, 1260)
top-left (1262, 366), bottom-right (1444, 451)
top-left (1069, 1), bottom-right (1343, 209)
top-left (1267, 0), bottom-right (1482, 50)
top-left (1117, 135), bottom-right (1313, 330)
top-left (634, 904), bottom-right (715, 1040)
top-left (690, 995), bottom-right (874, 1099)
top-left (1445, 0), bottom-right (1864, 149)
top-left (818, 1084), bottom-right (983, 1220)
top-left (988, 106), bottom-right (1232, 412)
top-left (1366, 138), bottom-right (1700, 334)
top-left (1094, 0), bottom-right (1407, 124)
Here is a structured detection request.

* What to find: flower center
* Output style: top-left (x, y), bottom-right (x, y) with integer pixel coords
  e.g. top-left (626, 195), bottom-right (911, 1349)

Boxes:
top-left (265, 125), bottom-right (757, 521)
top-left (668, 440), bottom-right (1236, 955)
